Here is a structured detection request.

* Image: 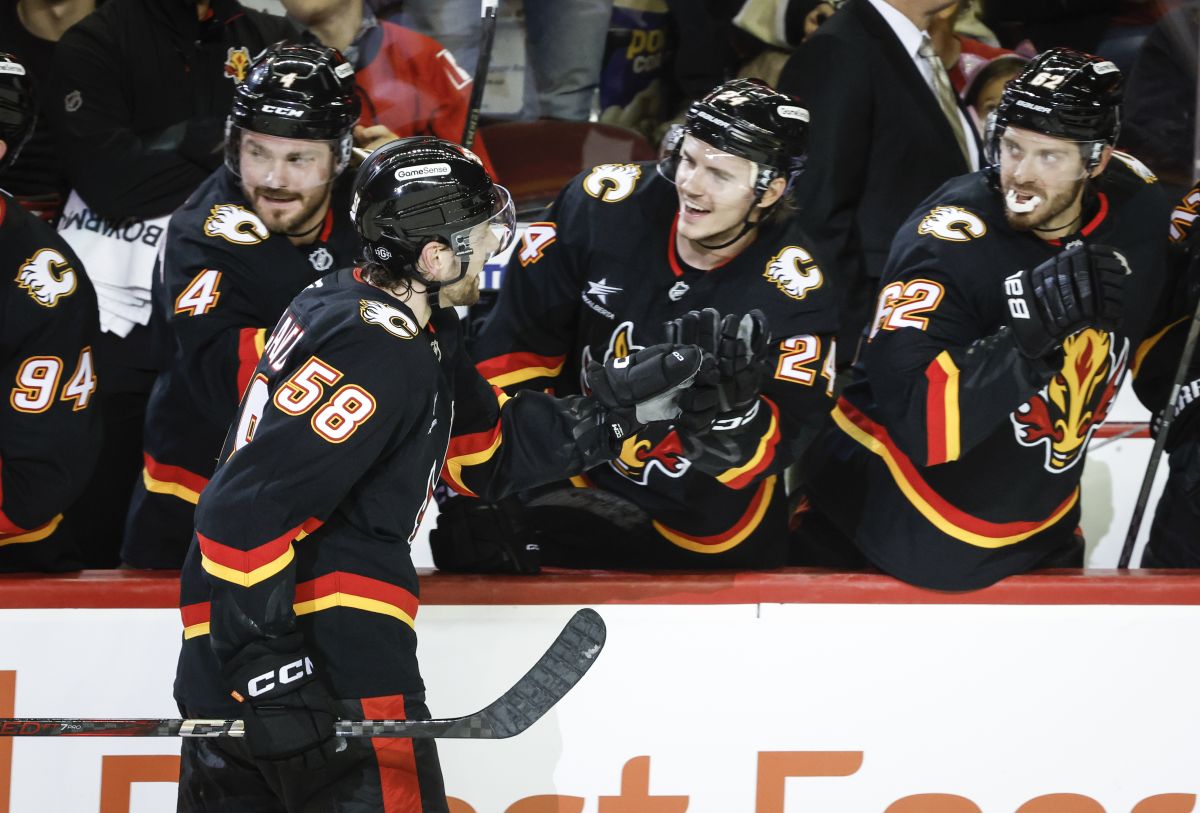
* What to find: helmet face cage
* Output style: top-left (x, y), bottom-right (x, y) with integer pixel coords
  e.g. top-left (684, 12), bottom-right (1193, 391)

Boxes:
top-left (987, 47), bottom-right (1121, 173)
top-left (225, 43), bottom-right (360, 182)
top-left (352, 136), bottom-right (513, 287)
top-left (0, 53), bottom-right (36, 174)
top-left (658, 79), bottom-right (808, 199)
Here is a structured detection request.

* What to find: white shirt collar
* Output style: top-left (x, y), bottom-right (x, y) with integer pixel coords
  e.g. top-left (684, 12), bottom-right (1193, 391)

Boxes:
top-left (865, 0), bottom-right (927, 58)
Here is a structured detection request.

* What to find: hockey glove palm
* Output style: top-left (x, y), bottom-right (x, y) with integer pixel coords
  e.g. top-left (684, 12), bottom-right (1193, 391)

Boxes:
top-left (1005, 242), bottom-right (1129, 360)
top-left (225, 634), bottom-right (341, 771)
top-left (583, 343), bottom-right (707, 443)
top-left (665, 308), bottom-right (772, 426)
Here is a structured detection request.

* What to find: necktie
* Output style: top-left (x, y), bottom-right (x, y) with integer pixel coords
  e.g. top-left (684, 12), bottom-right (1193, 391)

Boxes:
top-left (918, 35), bottom-right (971, 166)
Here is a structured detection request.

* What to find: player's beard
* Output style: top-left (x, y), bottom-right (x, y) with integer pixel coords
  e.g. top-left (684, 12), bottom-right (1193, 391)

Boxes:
top-left (1002, 177), bottom-right (1085, 233)
top-left (250, 184), bottom-right (332, 237)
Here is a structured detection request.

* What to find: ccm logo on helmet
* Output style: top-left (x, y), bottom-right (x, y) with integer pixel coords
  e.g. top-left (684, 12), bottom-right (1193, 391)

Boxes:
top-left (261, 104), bottom-right (304, 118)
top-left (246, 657), bottom-right (314, 697)
top-left (394, 163), bottom-right (452, 181)
top-left (776, 105), bottom-right (809, 122)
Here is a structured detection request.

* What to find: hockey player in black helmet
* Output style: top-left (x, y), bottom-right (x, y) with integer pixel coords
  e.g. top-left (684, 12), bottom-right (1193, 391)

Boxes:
top-left (0, 51), bottom-right (102, 571)
top-left (173, 135), bottom-right (711, 810)
top-left (0, 52), bottom-right (36, 175)
top-left (797, 47), bottom-right (1176, 589)
top-left (122, 43), bottom-right (366, 568)
top-left (459, 78), bottom-right (840, 571)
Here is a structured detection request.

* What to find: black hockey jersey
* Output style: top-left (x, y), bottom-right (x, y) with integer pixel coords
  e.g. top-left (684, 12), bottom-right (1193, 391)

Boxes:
top-left (122, 168), bottom-right (359, 568)
top-left (0, 191), bottom-right (101, 570)
top-left (176, 267), bottom-right (623, 713)
top-left (474, 164), bottom-right (839, 568)
top-left (814, 156), bottom-right (1170, 589)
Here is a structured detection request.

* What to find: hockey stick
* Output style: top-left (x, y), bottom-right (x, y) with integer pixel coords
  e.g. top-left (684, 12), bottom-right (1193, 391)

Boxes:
top-left (1118, 297), bottom-right (1200, 568)
top-left (460, 0), bottom-right (500, 150)
top-left (0, 608), bottom-right (605, 739)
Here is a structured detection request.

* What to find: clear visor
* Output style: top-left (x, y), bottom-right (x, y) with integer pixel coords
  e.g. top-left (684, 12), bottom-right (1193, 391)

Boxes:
top-left (449, 184), bottom-right (516, 262)
top-left (993, 127), bottom-right (1101, 182)
top-left (226, 126), bottom-right (343, 191)
top-left (659, 134), bottom-right (760, 205)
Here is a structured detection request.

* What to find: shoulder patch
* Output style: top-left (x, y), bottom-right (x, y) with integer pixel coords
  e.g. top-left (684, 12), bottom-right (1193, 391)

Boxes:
top-left (204, 204), bottom-right (269, 246)
top-left (1110, 150), bottom-right (1158, 184)
top-left (359, 299), bottom-right (420, 339)
top-left (1170, 184), bottom-right (1200, 243)
top-left (16, 248), bottom-right (78, 307)
top-left (582, 164), bottom-right (642, 203)
top-left (918, 206), bottom-right (987, 242)
top-left (764, 246), bottom-right (823, 301)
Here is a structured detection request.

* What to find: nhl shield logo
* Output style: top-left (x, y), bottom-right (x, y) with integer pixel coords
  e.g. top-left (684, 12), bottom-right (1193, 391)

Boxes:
top-left (308, 247), bottom-right (333, 272)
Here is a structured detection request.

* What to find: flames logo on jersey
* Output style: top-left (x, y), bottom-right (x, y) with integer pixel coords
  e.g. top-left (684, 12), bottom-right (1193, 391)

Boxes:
top-left (359, 300), bottom-right (420, 339)
top-left (611, 430), bottom-right (692, 485)
top-left (1010, 329), bottom-right (1126, 473)
top-left (1170, 184), bottom-right (1200, 243)
top-left (582, 164), bottom-right (641, 203)
top-left (918, 206), bottom-right (987, 242)
top-left (224, 47), bottom-right (251, 83)
top-left (764, 246), bottom-right (823, 301)
top-left (16, 248), bottom-right (77, 307)
top-left (204, 204), bottom-right (269, 245)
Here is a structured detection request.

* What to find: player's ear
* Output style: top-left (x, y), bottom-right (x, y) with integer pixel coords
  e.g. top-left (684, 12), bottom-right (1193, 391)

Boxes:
top-left (757, 175), bottom-right (787, 209)
top-left (416, 240), bottom-right (448, 281)
top-left (1089, 145), bottom-right (1113, 179)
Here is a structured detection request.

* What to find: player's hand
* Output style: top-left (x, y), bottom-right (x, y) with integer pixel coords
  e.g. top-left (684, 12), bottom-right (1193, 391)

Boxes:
top-left (353, 124), bottom-right (401, 156)
top-left (584, 343), bottom-right (705, 442)
top-left (1004, 242), bottom-right (1129, 359)
top-left (225, 635), bottom-right (341, 771)
top-left (665, 308), bottom-right (772, 423)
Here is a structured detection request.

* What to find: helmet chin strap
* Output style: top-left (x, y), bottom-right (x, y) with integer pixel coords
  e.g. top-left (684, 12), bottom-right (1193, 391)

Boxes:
top-left (694, 191), bottom-right (765, 251)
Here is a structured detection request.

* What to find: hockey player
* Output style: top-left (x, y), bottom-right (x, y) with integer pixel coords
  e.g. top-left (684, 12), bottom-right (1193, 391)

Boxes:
top-left (173, 135), bottom-right (709, 811)
top-left (122, 43), bottom-right (364, 568)
top-left (0, 52), bottom-right (101, 571)
top-left (800, 47), bottom-right (1171, 590)
top-left (454, 78), bottom-right (840, 570)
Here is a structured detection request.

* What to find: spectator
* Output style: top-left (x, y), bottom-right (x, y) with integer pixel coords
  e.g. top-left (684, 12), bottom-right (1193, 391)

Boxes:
top-left (960, 52), bottom-right (1028, 135)
top-left (926, 1), bottom-right (1010, 94)
top-left (777, 0), bottom-right (982, 366)
top-left (447, 80), bottom-right (839, 571)
top-left (0, 0), bottom-right (95, 221)
top-left (173, 135), bottom-right (704, 810)
top-left (797, 49), bottom-right (1172, 589)
top-left (48, 0), bottom-right (297, 567)
top-left (0, 52), bottom-right (101, 571)
top-left (280, 0), bottom-right (496, 174)
top-left (122, 43), bottom-right (363, 569)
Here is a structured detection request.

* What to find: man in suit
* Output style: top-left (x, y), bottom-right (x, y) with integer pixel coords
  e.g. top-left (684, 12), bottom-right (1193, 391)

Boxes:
top-left (778, 0), bottom-right (981, 365)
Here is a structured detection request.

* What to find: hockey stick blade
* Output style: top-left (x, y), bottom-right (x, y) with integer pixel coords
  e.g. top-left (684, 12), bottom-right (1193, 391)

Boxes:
top-left (0, 608), bottom-right (606, 740)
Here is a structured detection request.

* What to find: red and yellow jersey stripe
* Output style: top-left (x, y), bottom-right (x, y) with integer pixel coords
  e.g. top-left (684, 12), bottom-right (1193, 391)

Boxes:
top-left (475, 351), bottom-right (565, 389)
top-left (198, 517), bottom-right (323, 588)
top-left (441, 387), bottom-right (511, 497)
top-left (833, 398), bottom-right (1077, 548)
top-left (924, 351), bottom-right (961, 465)
top-left (715, 398), bottom-right (781, 489)
top-left (180, 571), bottom-right (419, 640)
top-left (142, 454), bottom-right (210, 505)
top-left (653, 474), bottom-right (778, 554)
top-left (235, 327), bottom-right (267, 397)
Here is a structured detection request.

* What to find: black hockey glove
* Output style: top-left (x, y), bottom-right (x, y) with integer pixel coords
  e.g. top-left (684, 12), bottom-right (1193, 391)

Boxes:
top-left (429, 495), bottom-right (541, 574)
top-left (665, 308), bottom-right (772, 424)
top-left (224, 634), bottom-right (341, 771)
top-left (582, 343), bottom-right (706, 445)
top-left (1004, 242), bottom-right (1129, 360)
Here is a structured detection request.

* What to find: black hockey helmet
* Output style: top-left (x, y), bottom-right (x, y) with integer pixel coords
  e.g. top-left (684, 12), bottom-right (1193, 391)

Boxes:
top-left (226, 42), bottom-right (361, 179)
top-left (660, 78), bottom-right (809, 195)
top-left (351, 136), bottom-right (515, 289)
top-left (988, 47), bottom-right (1122, 170)
top-left (0, 52), bottom-right (36, 174)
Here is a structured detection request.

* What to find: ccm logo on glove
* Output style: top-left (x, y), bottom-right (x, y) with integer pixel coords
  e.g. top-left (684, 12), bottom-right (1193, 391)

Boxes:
top-left (246, 657), bottom-right (315, 697)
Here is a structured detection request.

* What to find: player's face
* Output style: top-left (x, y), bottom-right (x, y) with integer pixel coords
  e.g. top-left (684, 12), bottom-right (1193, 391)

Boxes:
top-left (239, 131), bottom-right (336, 234)
top-left (673, 136), bottom-right (760, 245)
top-left (998, 126), bottom-right (1090, 232)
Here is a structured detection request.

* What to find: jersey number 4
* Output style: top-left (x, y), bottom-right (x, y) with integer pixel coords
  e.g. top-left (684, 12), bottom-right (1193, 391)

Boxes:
top-left (10, 348), bottom-right (97, 413)
top-left (234, 356), bottom-right (377, 449)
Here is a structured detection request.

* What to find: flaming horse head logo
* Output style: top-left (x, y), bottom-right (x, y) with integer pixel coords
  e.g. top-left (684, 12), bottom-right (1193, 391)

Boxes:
top-left (224, 48), bottom-right (251, 83)
top-left (1010, 329), bottom-right (1127, 473)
